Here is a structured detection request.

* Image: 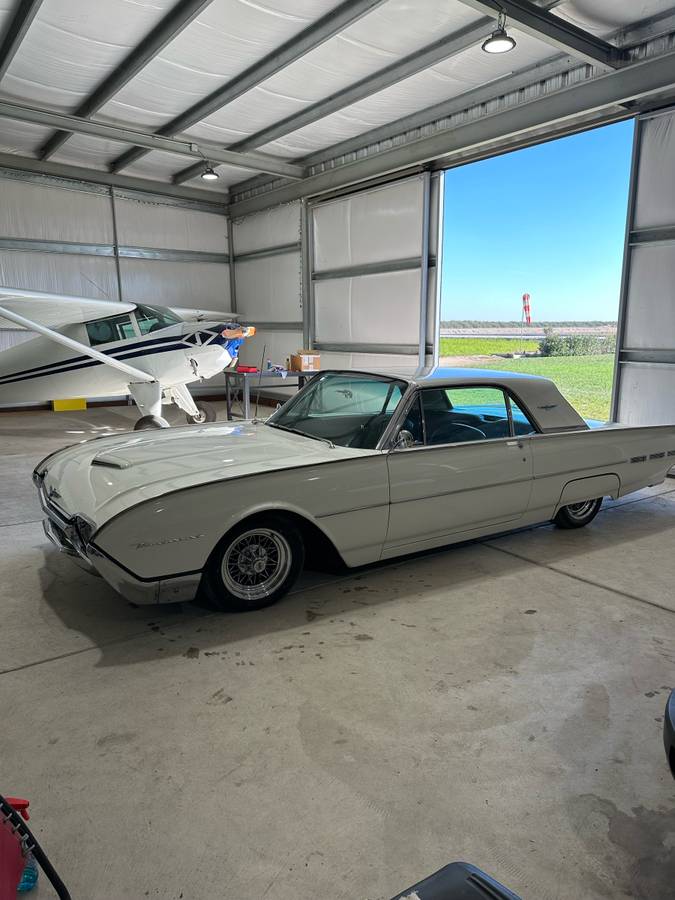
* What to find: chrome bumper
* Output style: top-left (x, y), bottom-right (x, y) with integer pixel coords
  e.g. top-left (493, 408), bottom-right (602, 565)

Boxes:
top-left (36, 477), bottom-right (201, 605)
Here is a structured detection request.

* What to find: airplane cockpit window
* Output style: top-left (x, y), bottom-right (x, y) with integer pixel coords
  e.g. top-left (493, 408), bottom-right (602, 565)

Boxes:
top-left (86, 314), bottom-right (136, 346)
top-left (135, 305), bottom-right (181, 335)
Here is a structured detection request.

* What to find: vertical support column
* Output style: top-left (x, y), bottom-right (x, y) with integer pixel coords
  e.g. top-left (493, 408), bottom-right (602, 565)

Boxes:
top-left (610, 118), bottom-right (641, 422)
top-left (301, 199), bottom-right (315, 349)
top-left (430, 171), bottom-right (445, 369)
top-left (227, 215), bottom-right (237, 314)
top-left (109, 186), bottom-right (123, 302)
top-left (417, 171), bottom-right (431, 372)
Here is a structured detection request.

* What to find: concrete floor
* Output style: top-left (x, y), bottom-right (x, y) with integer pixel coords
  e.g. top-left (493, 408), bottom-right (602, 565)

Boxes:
top-left (1, 404), bottom-right (674, 899)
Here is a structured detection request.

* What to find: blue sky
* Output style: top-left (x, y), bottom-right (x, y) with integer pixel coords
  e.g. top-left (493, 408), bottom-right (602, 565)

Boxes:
top-left (441, 120), bottom-right (634, 321)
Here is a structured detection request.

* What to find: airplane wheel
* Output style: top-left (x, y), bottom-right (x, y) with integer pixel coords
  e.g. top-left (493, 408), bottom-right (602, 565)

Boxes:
top-left (186, 400), bottom-right (216, 425)
top-left (134, 415), bottom-right (169, 430)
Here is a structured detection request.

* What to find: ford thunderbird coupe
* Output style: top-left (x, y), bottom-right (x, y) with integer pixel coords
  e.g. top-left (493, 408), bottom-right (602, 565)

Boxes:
top-left (34, 368), bottom-right (675, 611)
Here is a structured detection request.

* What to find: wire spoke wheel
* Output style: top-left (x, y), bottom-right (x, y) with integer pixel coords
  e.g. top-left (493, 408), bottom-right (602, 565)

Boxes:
top-left (565, 499), bottom-right (597, 521)
top-left (553, 497), bottom-right (602, 529)
top-left (221, 528), bottom-right (291, 601)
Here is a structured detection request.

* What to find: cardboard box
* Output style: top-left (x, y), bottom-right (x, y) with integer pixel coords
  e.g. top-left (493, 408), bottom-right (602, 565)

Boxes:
top-left (289, 350), bottom-right (321, 372)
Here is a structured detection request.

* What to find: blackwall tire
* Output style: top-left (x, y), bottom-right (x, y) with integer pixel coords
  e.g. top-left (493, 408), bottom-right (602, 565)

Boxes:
top-left (134, 415), bottom-right (170, 430)
top-left (553, 497), bottom-right (602, 529)
top-left (186, 400), bottom-right (216, 425)
top-left (204, 515), bottom-right (305, 612)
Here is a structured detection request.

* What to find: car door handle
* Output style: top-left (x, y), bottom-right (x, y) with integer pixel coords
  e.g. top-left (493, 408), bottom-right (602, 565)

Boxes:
top-left (506, 440), bottom-right (523, 448)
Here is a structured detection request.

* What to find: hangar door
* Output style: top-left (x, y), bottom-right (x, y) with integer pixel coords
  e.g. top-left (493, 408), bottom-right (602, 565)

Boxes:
top-left (613, 107), bottom-right (675, 425)
top-left (231, 202), bottom-right (303, 372)
top-left (308, 173), bottom-right (441, 371)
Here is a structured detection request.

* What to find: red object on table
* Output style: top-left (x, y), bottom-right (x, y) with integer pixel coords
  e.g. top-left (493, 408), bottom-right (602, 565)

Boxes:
top-left (0, 798), bottom-right (29, 899)
top-left (236, 365), bottom-right (258, 373)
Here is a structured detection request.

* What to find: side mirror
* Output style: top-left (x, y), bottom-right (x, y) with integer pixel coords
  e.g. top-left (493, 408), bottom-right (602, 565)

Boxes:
top-left (393, 429), bottom-right (415, 450)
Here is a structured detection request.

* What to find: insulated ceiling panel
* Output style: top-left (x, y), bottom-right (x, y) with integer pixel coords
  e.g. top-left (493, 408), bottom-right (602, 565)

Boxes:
top-left (256, 28), bottom-right (554, 158)
top-left (96, 0), bottom-right (341, 129)
top-left (0, 0), bottom-right (176, 112)
top-left (180, 0), bottom-right (483, 147)
top-left (0, 118), bottom-right (52, 155)
top-left (49, 133), bottom-right (135, 168)
top-left (554, 1), bottom-right (675, 36)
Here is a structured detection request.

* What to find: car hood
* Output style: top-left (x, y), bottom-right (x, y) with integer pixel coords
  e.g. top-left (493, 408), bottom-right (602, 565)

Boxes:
top-left (38, 421), bottom-right (370, 526)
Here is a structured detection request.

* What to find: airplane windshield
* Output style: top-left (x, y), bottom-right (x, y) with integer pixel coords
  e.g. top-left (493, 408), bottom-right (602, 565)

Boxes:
top-left (135, 305), bottom-right (181, 335)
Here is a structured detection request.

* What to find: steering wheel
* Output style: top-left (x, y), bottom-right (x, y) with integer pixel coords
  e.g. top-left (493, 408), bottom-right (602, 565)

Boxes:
top-left (429, 422), bottom-right (486, 444)
top-left (347, 413), bottom-right (388, 448)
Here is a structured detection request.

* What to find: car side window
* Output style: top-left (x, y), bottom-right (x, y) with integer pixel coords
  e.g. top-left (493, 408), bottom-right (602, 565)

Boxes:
top-left (401, 394), bottom-right (424, 445)
top-left (422, 386), bottom-right (510, 445)
top-left (509, 396), bottom-right (538, 435)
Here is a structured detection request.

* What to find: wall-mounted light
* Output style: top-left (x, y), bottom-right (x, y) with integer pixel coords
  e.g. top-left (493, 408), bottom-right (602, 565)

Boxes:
top-left (482, 11), bottom-right (516, 53)
top-left (201, 166), bottom-right (219, 181)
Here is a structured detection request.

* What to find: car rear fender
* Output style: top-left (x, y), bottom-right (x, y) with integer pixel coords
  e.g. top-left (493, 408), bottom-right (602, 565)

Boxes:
top-left (555, 473), bottom-right (621, 512)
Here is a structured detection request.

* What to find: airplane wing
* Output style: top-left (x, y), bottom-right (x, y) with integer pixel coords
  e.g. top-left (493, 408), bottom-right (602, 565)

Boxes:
top-left (0, 294), bottom-right (153, 383)
top-left (0, 286), bottom-right (136, 330)
top-left (170, 306), bottom-right (240, 322)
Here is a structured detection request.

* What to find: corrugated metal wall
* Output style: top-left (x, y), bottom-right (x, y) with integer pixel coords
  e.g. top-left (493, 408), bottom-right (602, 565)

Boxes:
top-left (613, 107), bottom-right (675, 425)
top-left (0, 169), bottom-right (230, 357)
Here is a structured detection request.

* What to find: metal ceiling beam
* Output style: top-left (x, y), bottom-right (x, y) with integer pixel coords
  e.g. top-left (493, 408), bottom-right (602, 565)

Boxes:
top-left (456, 0), bottom-right (621, 70)
top-left (300, 51), bottom-right (575, 169)
top-left (173, 159), bottom-right (213, 184)
top-left (176, 0), bottom-right (561, 180)
top-left (0, 0), bottom-right (43, 82)
top-left (231, 5), bottom-right (675, 196)
top-left (0, 98), bottom-right (305, 179)
top-left (217, 2), bottom-right (563, 157)
top-left (230, 52), bottom-right (577, 197)
top-left (0, 152), bottom-right (227, 208)
top-left (38, 0), bottom-right (215, 161)
top-left (109, 0), bottom-right (388, 174)
top-left (228, 49), bottom-right (675, 217)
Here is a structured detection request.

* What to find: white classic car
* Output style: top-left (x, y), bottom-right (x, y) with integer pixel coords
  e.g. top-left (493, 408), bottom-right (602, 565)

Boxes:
top-left (34, 368), bottom-right (675, 612)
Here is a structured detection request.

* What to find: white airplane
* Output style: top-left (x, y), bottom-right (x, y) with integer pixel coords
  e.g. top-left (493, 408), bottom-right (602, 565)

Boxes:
top-left (0, 286), bottom-right (255, 429)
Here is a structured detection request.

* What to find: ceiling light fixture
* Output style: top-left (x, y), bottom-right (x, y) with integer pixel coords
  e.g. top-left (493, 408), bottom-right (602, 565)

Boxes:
top-left (482, 11), bottom-right (516, 54)
top-left (201, 166), bottom-right (219, 181)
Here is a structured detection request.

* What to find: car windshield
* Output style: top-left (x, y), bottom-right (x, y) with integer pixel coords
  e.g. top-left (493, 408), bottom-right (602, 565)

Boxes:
top-left (267, 372), bottom-right (407, 449)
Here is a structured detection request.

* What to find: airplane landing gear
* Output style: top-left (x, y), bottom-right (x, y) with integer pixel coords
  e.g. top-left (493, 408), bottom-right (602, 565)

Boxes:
top-left (134, 414), bottom-right (170, 430)
top-left (186, 400), bottom-right (216, 425)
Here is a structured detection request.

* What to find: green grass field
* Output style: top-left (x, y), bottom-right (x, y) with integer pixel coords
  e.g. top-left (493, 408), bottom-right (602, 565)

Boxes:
top-left (462, 354), bottom-right (614, 421)
top-left (439, 337), bottom-right (539, 356)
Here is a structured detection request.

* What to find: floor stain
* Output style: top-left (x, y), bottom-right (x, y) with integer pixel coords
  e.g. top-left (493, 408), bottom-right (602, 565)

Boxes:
top-left (96, 731), bottom-right (137, 749)
top-left (207, 688), bottom-right (233, 706)
top-left (183, 646), bottom-right (200, 659)
top-left (570, 794), bottom-right (675, 899)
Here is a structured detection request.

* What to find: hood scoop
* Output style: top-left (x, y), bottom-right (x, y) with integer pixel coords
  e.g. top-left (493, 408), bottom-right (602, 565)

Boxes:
top-left (91, 452), bottom-right (132, 470)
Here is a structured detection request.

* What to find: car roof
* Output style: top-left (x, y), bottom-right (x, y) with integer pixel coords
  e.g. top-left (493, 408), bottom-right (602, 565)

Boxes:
top-left (318, 366), bottom-right (588, 433)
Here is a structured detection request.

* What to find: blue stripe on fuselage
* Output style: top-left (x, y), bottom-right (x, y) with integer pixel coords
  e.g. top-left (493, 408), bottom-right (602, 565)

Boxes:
top-left (0, 334), bottom-right (189, 386)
